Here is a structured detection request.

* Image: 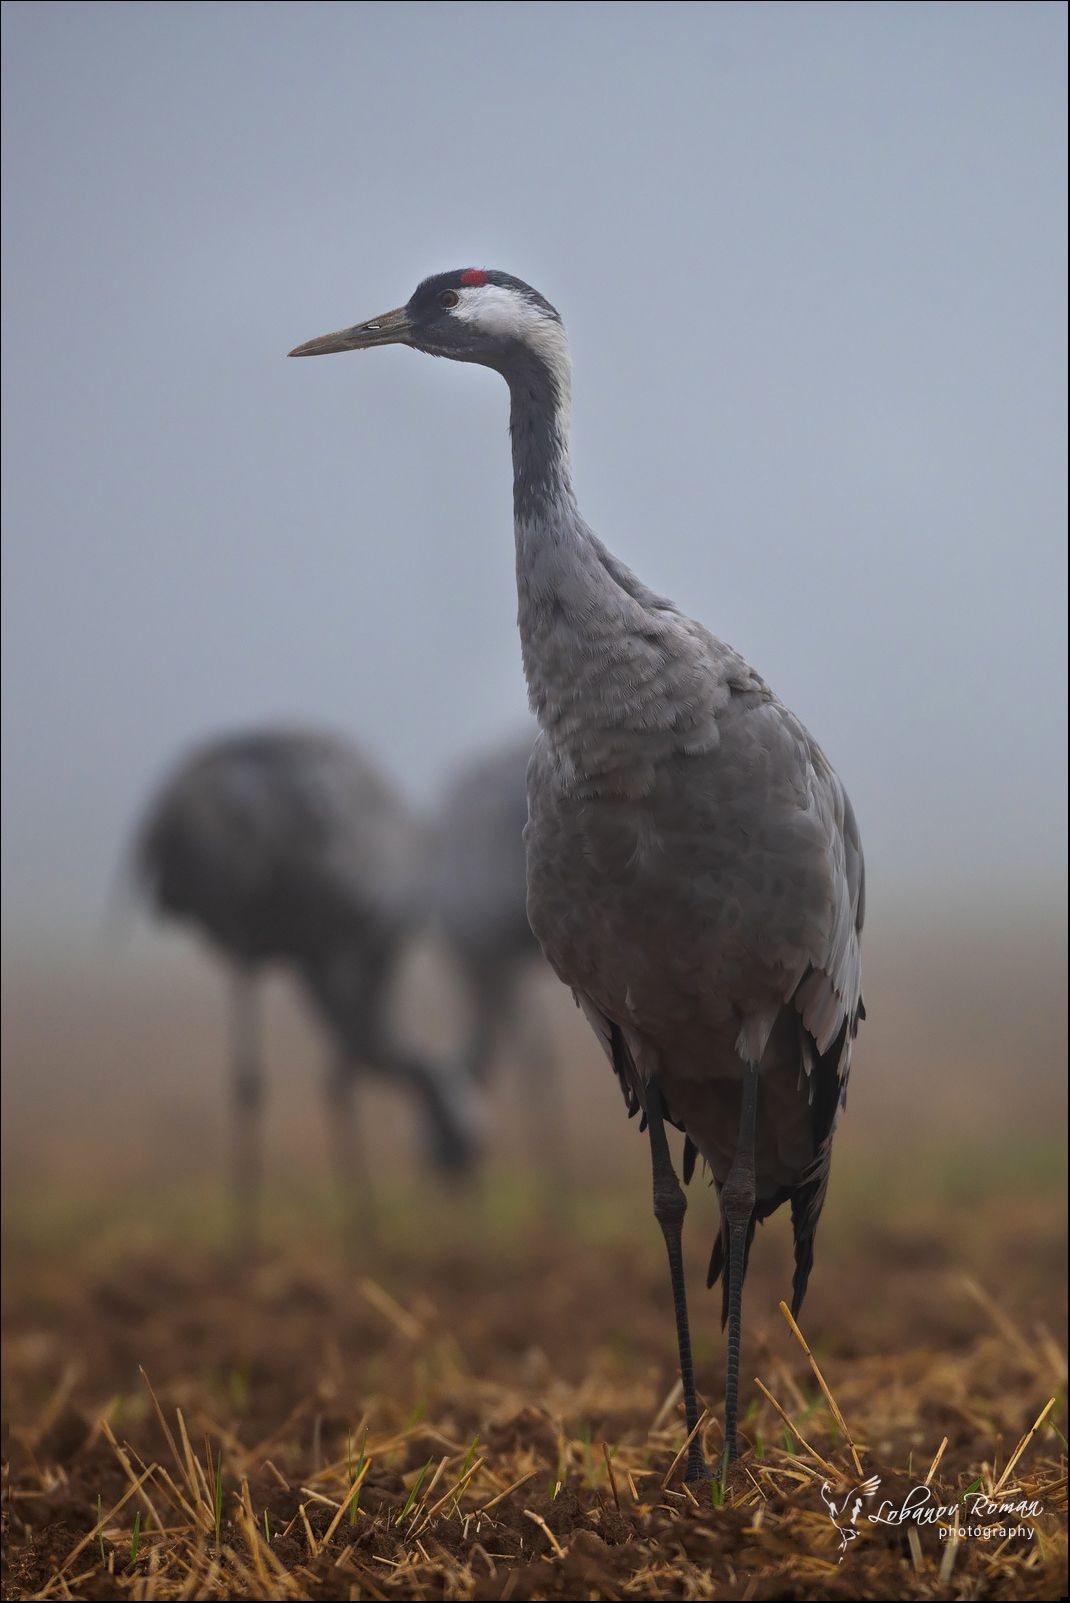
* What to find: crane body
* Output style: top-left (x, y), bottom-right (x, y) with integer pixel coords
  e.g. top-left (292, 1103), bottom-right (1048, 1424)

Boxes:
top-left (291, 270), bottom-right (865, 1476)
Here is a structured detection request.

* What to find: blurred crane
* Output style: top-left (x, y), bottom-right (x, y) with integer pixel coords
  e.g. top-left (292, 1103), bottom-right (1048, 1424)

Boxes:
top-left (290, 269), bottom-right (865, 1478)
top-left (429, 732), bottom-right (568, 1177)
top-left (134, 727), bottom-right (479, 1245)
top-left (430, 732), bottom-right (537, 1086)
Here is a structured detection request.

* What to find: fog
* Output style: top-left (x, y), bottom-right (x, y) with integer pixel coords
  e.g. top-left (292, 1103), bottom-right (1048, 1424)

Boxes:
top-left (2, 1), bottom-right (1066, 954)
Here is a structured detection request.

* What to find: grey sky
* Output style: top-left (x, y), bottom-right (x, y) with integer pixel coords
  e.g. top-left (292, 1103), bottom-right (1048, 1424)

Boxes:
top-left (2, 0), bottom-right (1066, 949)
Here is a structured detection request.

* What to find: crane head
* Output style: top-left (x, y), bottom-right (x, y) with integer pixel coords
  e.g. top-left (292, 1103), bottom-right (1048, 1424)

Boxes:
top-left (288, 269), bottom-right (564, 372)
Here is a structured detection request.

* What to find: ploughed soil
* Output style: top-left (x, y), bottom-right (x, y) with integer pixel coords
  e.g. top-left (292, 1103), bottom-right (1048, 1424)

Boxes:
top-left (2, 1170), bottom-right (1067, 1601)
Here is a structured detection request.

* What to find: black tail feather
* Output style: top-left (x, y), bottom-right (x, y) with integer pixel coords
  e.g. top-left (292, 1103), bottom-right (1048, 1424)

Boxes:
top-left (707, 1209), bottom-right (758, 1329)
top-left (705, 1166), bottom-right (829, 1322)
top-left (609, 1021), bottom-right (643, 1121)
top-left (700, 1009), bottom-right (848, 1323)
top-left (790, 1190), bottom-right (819, 1315)
top-left (785, 1009), bottom-right (847, 1313)
top-left (707, 1231), bottom-right (724, 1292)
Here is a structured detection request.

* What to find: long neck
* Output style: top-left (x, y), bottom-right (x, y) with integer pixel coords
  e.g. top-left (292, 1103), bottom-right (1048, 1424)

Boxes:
top-left (507, 345), bottom-right (577, 524)
top-left (506, 341), bottom-right (700, 793)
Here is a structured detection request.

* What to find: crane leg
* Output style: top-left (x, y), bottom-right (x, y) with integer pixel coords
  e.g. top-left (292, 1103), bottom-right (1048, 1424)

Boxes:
top-left (626, 1041), bottom-right (708, 1482)
top-left (325, 1056), bottom-right (378, 1252)
top-left (228, 970), bottom-right (264, 1254)
top-left (721, 1063), bottom-right (759, 1467)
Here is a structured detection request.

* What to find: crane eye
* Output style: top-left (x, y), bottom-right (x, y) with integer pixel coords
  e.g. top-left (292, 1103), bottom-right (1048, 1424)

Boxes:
top-left (438, 290), bottom-right (460, 310)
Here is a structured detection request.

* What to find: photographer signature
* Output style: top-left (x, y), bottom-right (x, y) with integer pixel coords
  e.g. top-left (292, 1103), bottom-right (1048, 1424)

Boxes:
top-left (821, 1477), bottom-right (1044, 1560)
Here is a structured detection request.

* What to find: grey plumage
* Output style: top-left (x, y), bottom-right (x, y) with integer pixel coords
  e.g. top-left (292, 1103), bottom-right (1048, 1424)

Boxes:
top-left (290, 267), bottom-right (866, 1470)
top-left (139, 728), bottom-right (418, 970)
top-left (429, 730), bottom-right (570, 1179)
top-left (527, 648), bottom-right (865, 1298)
top-left (428, 732), bottom-right (540, 1085)
top-left (135, 726), bottom-right (479, 1230)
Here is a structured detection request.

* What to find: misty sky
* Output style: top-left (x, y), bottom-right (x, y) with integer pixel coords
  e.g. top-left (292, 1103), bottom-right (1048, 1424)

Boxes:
top-left (2, 1), bottom-right (1066, 950)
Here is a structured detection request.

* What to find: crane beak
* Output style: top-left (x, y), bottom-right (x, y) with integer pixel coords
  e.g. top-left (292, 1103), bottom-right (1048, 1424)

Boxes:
top-left (288, 305), bottom-right (411, 357)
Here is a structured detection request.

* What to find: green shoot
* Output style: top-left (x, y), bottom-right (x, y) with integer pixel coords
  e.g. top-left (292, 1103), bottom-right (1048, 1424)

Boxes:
top-left (798, 1392), bottom-right (820, 1425)
top-left (396, 1457), bottom-right (432, 1526)
top-left (96, 1493), bottom-right (105, 1563)
top-left (402, 1396), bottom-right (427, 1429)
top-left (451, 1434), bottom-right (479, 1514)
top-left (263, 1509), bottom-right (270, 1544)
top-left (228, 1364), bottom-right (250, 1413)
top-left (130, 1510), bottom-right (142, 1565)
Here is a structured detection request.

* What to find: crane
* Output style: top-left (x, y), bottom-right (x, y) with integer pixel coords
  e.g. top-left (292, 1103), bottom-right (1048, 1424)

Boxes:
top-left (290, 270), bottom-right (866, 1478)
top-left (429, 732), bottom-right (567, 1177)
top-left (134, 726), bottom-right (480, 1244)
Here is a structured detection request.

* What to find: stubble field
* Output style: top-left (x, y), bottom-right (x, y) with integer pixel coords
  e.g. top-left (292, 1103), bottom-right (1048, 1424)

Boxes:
top-left (2, 935), bottom-right (1067, 1600)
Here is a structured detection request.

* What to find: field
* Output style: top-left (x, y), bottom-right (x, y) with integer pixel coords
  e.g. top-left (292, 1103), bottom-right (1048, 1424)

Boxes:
top-left (2, 930), bottom-right (1068, 1600)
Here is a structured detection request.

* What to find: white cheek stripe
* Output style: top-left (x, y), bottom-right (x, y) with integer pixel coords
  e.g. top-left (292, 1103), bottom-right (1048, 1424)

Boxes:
top-left (453, 283), bottom-right (534, 337)
top-left (453, 284), bottom-right (572, 411)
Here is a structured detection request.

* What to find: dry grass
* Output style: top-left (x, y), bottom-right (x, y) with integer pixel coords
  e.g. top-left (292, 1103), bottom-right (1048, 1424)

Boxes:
top-left (2, 1168), bottom-right (1067, 1601)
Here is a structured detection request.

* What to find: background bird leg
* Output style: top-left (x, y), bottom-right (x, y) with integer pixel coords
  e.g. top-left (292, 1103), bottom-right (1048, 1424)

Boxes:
top-left (463, 965), bottom-right (502, 1089)
top-left (513, 978), bottom-right (571, 1213)
top-left (644, 1090), bottom-right (709, 1482)
top-left (721, 1063), bottom-right (759, 1466)
top-left (228, 968), bottom-right (263, 1253)
top-left (324, 1053), bottom-right (377, 1252)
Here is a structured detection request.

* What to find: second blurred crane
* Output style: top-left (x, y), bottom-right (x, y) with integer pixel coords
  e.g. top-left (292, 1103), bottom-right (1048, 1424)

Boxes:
top-left (429, 732), bottom-right (567, 1176)
top-left (135, 727), bottom-right (479, 1245)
